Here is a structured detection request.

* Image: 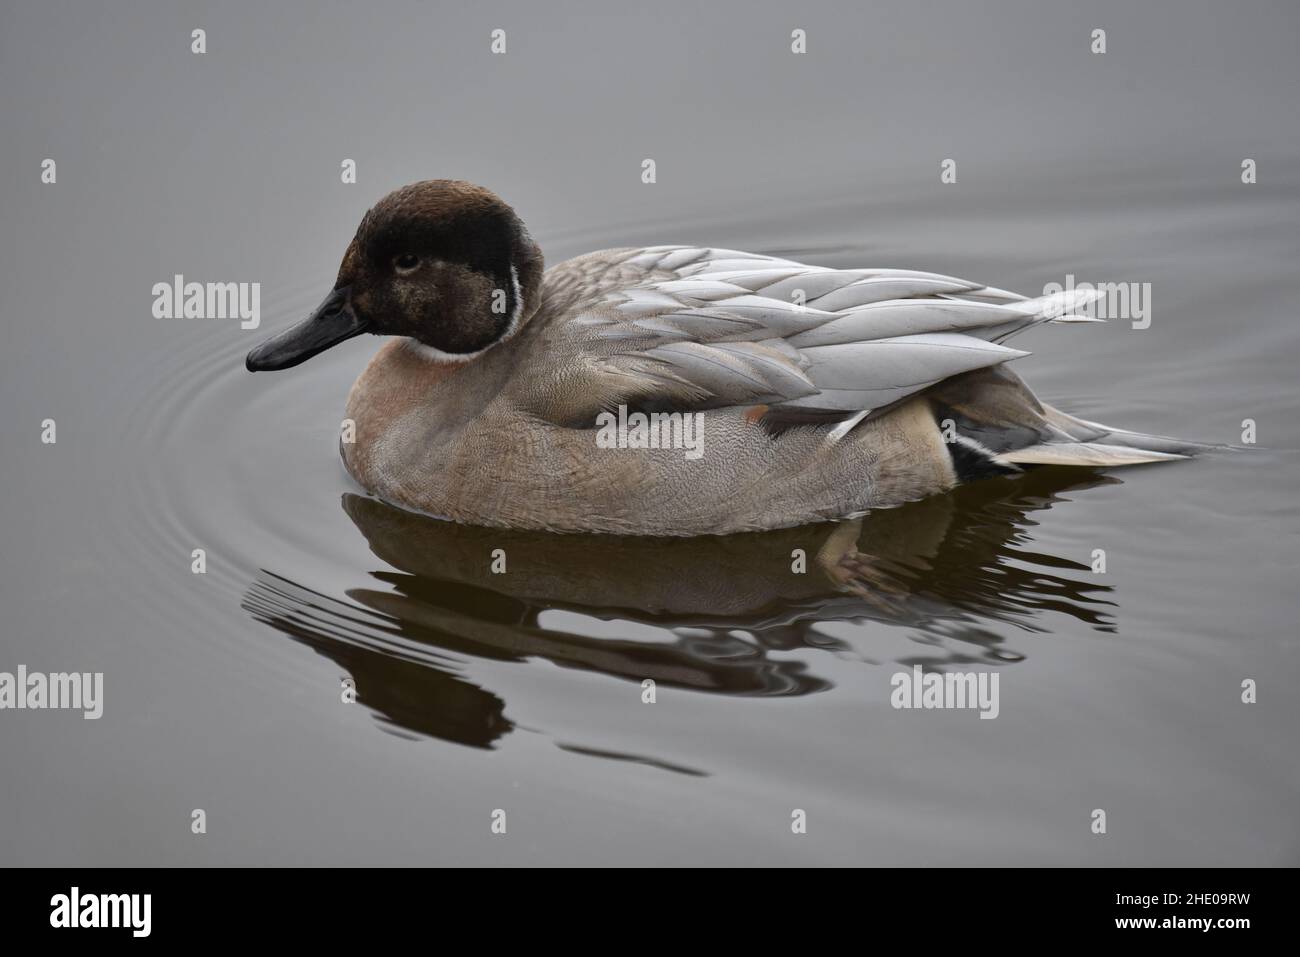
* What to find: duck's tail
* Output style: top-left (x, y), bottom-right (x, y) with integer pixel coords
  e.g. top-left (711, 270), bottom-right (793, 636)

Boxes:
top-left (1001, 405), bottom-right (1218, 466)
top-left (927, 365), bottom-right (1221, 480)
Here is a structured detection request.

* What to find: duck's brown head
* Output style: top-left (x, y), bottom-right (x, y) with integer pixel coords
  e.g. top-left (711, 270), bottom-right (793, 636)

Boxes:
top-left (246, 180), bottom-right (544, 371)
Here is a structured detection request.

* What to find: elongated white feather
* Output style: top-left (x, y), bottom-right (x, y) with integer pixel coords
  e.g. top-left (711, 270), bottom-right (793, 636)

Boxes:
top-left (995, 443), bottom-right (1187, 466)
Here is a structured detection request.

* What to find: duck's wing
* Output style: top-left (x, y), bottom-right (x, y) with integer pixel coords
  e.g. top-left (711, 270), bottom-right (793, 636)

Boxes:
top-left (561, 245), bottom-right (1100, 421)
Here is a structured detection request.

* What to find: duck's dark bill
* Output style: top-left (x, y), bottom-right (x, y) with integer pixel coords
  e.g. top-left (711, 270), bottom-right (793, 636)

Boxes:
top-left (245, 286), bottom-right (368, 371)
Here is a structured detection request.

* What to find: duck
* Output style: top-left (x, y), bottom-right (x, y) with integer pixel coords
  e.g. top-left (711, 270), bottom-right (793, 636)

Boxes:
top-left (246, 179), bottom-right (1201, 536)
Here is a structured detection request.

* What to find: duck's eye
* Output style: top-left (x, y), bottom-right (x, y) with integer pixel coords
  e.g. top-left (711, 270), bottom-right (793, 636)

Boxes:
top-left (394, 254), bottom-right (420, 274)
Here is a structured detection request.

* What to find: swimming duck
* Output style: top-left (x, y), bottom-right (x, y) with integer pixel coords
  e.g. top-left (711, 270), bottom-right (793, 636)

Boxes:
top-left (246, 179), bottom-right (1197, 536)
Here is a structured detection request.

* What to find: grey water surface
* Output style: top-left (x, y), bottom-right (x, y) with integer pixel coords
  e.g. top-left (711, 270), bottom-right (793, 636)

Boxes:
top-left (1, 0), bottom-right (1298, 865)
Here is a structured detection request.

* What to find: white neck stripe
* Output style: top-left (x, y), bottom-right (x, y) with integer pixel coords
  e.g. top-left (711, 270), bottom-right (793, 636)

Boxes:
top-left (408, 263), bottom-right (524, 365)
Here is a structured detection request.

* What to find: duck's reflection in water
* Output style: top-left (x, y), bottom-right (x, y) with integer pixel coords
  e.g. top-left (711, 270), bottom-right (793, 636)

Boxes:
top-left (242, 468), bottom-right (1118, 750)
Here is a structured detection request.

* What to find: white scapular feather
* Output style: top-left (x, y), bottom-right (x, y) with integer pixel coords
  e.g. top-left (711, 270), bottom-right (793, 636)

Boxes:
top-left (593, 247), bottom-right (1082, 415)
